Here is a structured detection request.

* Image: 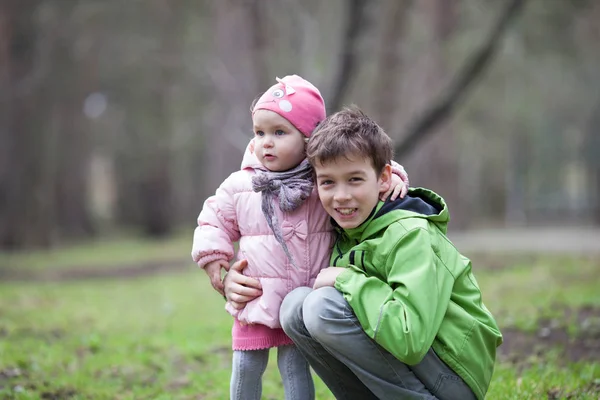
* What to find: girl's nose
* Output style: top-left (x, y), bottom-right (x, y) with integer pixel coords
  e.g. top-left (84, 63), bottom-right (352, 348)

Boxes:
top-left (262, 136), bottom-right (274, 147)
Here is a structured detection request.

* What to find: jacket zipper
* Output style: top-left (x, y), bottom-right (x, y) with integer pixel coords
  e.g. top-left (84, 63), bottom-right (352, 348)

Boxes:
top-left (333, 237), bottom-right (360, 267)
top-left (332, 240), bottom-right (343, 266)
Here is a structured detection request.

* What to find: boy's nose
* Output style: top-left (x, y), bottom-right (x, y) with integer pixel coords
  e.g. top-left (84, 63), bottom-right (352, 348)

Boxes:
top-left (333, 188), bottom-right (352, 202)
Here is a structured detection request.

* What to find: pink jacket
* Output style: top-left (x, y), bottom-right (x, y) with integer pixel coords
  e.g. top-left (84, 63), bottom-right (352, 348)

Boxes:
top-left (192, 144), bottom-right (333, 349)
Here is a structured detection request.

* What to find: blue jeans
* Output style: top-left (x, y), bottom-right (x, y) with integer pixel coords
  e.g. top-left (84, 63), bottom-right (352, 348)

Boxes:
top-left (230, 345), bottom-right (314, 400)
top-left (279, 287), bottom-right (477, 400)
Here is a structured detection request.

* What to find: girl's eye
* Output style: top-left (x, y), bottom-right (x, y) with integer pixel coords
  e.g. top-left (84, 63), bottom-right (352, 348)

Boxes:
top-left (255, 131), bottom-right (264, 137)
top-left (319, 180), bottom-right (333, 186)
top-left (275, 130), bottom-right (285, 136)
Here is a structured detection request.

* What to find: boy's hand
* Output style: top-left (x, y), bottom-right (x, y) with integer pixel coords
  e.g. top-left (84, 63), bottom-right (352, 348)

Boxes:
top-left (313, 267), bottom-right (345, 289)
top-left (204, 259), bottom-right (230, 296)
top-left (224, 259), bottom-right (262, 310)
top-left (381, 172), bottom-right (408, 201)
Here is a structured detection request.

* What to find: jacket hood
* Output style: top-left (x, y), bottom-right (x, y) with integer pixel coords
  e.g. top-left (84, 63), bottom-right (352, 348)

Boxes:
top-left (338, 187), bottom-right (449, 241)
top-left (240, 139), bottom-right (265, 170)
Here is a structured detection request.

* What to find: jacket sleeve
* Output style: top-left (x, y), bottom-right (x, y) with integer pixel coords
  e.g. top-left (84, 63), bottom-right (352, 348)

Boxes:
top-left (334, 227), bottom-right (453, 365)
top-left (191, 175), bottom-right (241, 268)
top-left (390, 160), bottom-right (409, 187)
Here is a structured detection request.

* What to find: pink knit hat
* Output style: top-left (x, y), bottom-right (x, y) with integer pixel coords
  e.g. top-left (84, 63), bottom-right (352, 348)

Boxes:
top-left (252, 75), bottom-right (326, 137)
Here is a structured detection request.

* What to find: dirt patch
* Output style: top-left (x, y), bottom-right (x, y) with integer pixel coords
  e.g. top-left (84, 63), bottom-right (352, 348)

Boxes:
top-left (0, 368), bottom-right (25, 381)
top-left (546, 380), bottom-right (600, 400)
top-left (40, 388), bottom-right (78, 399)
top-left (0, 259), bottom-right (190, 282)
top-left (499, 306), bottom-right (600, 365)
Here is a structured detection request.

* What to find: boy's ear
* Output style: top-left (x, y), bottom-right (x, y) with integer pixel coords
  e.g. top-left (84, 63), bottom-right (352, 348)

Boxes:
top-left (378, 164), bottom-right (393, 193)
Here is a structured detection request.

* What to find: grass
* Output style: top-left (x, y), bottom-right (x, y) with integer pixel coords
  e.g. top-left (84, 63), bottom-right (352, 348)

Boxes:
top-left (0, 230), bottom-right (192, 272)
top-left (472, 255), bottom-right (600, 332)
top-left (0, 237), bottom-right (599, 399)
top-left (0, 272), bottom-right (336, 399)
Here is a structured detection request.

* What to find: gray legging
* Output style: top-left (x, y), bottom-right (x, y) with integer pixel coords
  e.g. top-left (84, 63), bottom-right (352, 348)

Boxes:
top-left (230, 344), bottom-right (314, 400)
top-left (279, 286), bottom-right (477, 400)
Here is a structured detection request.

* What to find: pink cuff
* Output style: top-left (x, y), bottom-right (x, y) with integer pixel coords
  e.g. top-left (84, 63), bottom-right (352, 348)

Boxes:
top-left (196, 252), bottom-right (228, 269)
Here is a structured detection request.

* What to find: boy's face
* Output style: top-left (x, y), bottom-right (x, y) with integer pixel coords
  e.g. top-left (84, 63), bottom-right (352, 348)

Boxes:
top-left (314, 153), bottom-right (391, 229)
top-left (252, 109), bottom-right (306, 172)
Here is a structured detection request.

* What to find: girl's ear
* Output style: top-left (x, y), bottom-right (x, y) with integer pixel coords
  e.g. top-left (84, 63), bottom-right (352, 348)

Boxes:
top-left (378, 164), bottom-right (393, 193)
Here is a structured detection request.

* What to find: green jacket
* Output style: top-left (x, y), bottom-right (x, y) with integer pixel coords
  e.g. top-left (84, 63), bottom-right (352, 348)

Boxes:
top-left (332, 188), bottom-right (502, 400)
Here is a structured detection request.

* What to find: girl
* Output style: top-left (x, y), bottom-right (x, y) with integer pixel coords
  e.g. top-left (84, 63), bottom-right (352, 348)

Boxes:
top-left (191, 75), bottom-right (409, 400)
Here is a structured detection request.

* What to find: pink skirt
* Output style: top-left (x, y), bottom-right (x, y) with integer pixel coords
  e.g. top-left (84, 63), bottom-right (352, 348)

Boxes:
top-left (231, 318), bottom-right (294, 351)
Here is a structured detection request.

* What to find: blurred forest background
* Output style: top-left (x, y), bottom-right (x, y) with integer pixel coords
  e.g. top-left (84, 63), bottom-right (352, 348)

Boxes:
top-left (1, 0), bottom-right (599, 251)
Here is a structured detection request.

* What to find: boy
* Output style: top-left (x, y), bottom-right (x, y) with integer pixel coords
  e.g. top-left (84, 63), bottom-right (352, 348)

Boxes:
top-left (225, 106), bottom-right (502, 399)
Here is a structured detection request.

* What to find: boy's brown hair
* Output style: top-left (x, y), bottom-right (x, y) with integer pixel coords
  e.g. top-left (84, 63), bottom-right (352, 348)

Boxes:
top-left (306, 105), bottom-right (393, 173)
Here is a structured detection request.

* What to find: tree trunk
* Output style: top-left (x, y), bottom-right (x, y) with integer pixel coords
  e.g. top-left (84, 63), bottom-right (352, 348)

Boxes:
top-left (53, 4), bottom-right (95, 239)
top-left (504, 128), bottom-right (529, 225)
top-left (328, 0), bottom-right (369, 113)
top-left (370, 0), bottom-right (411, 132)
top-left (202, 0), bottom-right (264, 200)
top-left (403, 0), bottom-right (465, 228)
top-left (395, 0), bottom-right (528, 159)
top-left (0, 0), bottom-right (59, 249)
top-left (113, 0), bottom-right (181, 237)
top-left (579, 2), bottom-right (600, 224)
top-left (584, 99), bottom-right (600, 224)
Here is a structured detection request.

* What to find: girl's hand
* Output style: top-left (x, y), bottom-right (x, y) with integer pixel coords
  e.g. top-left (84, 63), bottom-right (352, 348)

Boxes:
top-left (204, 259), bottom-right (230, 296)
top-left (381, 171), bottom-right (408, 201)
top-left (224, 259), bottom-right (262, 310)
top-left (313, 267), bottom-right (345, 289)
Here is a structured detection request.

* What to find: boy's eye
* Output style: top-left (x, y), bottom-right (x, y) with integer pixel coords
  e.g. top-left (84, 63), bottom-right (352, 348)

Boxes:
top-left (275, 129), bottom-right (285, 136)
top-left (349, 177), bottom-right (363, 182)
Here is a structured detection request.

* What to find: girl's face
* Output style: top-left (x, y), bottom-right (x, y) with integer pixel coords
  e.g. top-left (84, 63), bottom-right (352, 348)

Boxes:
top-left (252, 109), bottom-right (306, 172)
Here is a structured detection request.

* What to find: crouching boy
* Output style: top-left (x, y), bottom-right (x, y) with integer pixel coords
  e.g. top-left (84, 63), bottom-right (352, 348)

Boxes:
top-left (279, 106), bottom-right (503, 400)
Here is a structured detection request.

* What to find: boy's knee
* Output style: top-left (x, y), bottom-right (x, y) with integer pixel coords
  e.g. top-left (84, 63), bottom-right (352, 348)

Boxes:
top-left (303, 287), bottom-right (347, 340)
top-left (280, 287), bottom-right (312, 332)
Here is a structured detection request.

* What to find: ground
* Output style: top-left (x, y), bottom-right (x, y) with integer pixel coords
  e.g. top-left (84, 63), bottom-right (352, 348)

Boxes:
top-left (0, 228), bottom-right (598, 399)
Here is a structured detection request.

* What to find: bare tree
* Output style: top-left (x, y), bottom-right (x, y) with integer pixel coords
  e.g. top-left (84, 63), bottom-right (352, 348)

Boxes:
top-left (202, 0), bottom-right (266, 199)
top-left (328, 0), bottom-right (369, 113)
top-left (586, 100), bottom-right (600, 223)
top-left (0, 0), bottom-right (59, 249)
top-left (249, 0), bottom-right (269, 91)
top-left (578, 1), bottom-right (600, 223)
top-left (370, 0), bottom-right (412, 131)
top-left (406, 0), bottom-right (463, 227)
top-left (112, 0), bottom-right (184, 237)
top-left (394, 0), bottom-right (528, 159)
top-left (53, 4), bottom-right (96, 238)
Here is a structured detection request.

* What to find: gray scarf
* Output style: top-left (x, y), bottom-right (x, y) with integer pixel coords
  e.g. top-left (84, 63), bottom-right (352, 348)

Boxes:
top-left (252, 159), bottom-right (314, 267)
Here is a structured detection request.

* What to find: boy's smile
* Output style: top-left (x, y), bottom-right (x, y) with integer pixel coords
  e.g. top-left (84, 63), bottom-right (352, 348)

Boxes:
top-left (314, 154), bottom-right (391, 229)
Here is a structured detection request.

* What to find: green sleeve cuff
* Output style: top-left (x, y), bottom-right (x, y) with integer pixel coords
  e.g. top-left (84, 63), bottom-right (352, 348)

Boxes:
top-left (334, 267), bottom-right (354, 292)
